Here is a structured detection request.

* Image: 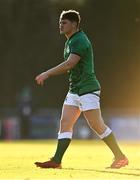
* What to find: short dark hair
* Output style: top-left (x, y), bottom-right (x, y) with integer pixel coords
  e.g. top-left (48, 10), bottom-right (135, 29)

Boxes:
top-left (60, 10), bottom-right (81, 24)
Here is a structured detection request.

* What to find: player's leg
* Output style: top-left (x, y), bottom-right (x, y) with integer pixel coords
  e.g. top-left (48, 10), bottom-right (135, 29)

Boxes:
top-left (80, 92), bottom-right (128, 168)
top-left (52, 104), bottom-right (81, 164)
top-left (83, 109), bottom-right (128, 168)
top-left (83, 109), bottom-right (124, 158)
top-left (35, 93), bottom-right (81, 168)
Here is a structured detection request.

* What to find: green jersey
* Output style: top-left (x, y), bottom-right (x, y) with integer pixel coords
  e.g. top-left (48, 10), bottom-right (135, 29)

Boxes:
top-left (64, 30), bottom-right (101, 95)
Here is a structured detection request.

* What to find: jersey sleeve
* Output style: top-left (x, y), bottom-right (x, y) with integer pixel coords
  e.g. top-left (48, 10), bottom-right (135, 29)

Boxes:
top-left (70, 39), bottom-right (87, 57)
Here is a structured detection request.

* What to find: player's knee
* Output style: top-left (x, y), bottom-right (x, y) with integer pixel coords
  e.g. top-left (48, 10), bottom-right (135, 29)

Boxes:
top-left (60, 118), bottom-right (69, 126)
top-left (60, 118), bottom-right (73, 131)
top-left (89, 121), bottom-right (106, 134)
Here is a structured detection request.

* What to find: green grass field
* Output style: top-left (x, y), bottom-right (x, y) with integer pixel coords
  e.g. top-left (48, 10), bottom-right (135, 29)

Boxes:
top-left (0, 140), bottom-right (140, 180)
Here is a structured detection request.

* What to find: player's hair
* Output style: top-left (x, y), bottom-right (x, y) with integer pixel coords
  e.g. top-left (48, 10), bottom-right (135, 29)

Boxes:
top-left (60, 10), bottom-right (81, 25)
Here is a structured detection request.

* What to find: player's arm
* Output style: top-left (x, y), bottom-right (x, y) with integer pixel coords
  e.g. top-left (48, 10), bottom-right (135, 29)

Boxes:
top-left (35, 53), bottom-right (80, 85)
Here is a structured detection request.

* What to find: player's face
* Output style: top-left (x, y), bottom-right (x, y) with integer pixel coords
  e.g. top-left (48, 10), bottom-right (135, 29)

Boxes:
top-left (59, 19), bottom-right (75, 35)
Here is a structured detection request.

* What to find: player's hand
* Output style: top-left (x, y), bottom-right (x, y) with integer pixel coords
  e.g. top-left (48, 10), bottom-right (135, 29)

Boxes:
top-left (35, 71), bottom-right (50, 86)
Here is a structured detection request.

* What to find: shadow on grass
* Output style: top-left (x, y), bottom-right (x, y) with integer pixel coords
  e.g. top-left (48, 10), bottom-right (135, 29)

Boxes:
top-left (63, 168), bottom-right (140, 177)
top-left (125, 168), bottom-right (140, 171)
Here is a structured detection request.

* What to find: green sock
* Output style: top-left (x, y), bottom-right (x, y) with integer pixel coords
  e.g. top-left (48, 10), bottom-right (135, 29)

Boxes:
top-left (102, 132), bottom-right (124, 159)
top-left (52, 138), bottom-right (71, 163)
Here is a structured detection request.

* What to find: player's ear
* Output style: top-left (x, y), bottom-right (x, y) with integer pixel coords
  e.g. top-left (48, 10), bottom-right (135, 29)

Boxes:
top-left (72, 21), bottom-right (77, 28)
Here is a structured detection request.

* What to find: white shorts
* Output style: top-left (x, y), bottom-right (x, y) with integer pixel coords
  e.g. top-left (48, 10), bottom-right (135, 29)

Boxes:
top-left (64, 91), bottom-right (100, 111)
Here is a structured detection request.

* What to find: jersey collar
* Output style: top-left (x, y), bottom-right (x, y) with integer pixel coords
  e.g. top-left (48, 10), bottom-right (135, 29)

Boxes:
top-left (68, 30), bottom-right (82, 40)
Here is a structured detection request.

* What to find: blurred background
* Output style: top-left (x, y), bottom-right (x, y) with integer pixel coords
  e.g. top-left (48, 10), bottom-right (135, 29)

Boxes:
top-left (0, 0), bottom-right (140, 140)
